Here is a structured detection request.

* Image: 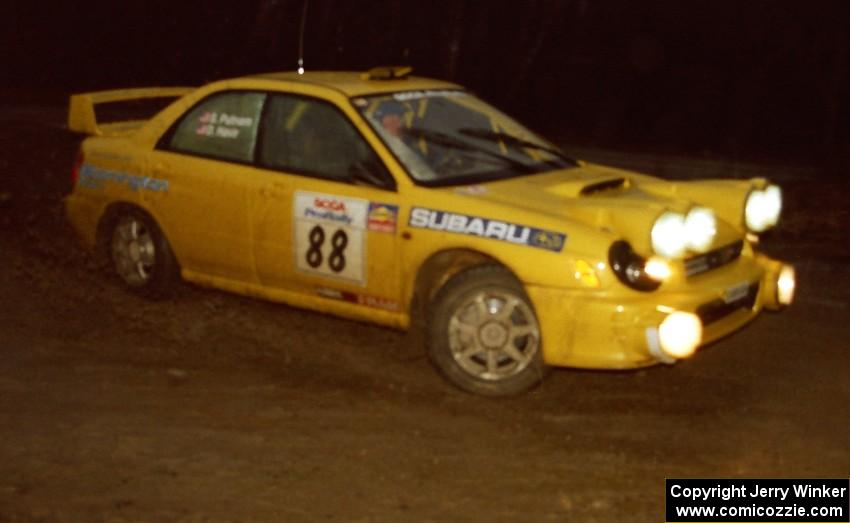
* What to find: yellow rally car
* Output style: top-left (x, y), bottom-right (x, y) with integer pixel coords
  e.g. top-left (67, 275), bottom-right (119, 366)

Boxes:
top-left (66, 66), bottom-right (795, 396)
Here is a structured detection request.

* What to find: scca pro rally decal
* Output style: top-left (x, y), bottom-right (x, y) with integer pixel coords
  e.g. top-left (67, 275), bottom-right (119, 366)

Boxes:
top-left (294, 192), bottom-right (368, 284)
top-left (408, 208), bottom-right (566, 252)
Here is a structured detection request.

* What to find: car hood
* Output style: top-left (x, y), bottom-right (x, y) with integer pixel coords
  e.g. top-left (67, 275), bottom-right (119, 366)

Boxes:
top-left (443, 163), bottom-right (746, 255)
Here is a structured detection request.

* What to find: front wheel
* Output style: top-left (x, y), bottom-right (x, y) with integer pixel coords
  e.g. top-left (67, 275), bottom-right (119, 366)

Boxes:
top-left (426, 264), bottom-right (548, 396)
top-left (108, 209), bottom-right (178, 298)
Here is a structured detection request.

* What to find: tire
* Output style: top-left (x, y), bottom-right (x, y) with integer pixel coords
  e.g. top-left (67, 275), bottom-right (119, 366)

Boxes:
top-left (107, 208), bottom-right (179, 298)
top-left (426, 264), bottom-right (549, 396)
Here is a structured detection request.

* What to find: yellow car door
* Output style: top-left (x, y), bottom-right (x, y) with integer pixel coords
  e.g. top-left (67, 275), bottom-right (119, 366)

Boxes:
top-left (147, 90), bottom-right (267, 283)
top-left (250, 93), bottom-right (404, 320)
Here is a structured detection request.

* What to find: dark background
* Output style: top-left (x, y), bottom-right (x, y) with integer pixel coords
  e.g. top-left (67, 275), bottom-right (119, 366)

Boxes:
top-left (2, 0), bottom-right (849, 169)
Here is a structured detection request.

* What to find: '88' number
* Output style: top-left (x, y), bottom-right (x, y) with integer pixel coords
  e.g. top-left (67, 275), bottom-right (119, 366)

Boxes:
top-left (306, 225), bottom-right (347, 272)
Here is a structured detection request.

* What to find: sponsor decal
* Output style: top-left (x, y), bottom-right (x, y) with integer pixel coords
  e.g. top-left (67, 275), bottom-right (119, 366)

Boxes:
top-left (367, 202), bottom-right (399, 233)
top-left (316, 287), bottom-right (399, 312)
top-left (408, 207), bottom-right (566, 252)
top-left (530, 230), bottom-right (566, 251)
top-left (295, 192), bottom-right (368, 228)
top-left (79, 164), bottom-right (169, 193)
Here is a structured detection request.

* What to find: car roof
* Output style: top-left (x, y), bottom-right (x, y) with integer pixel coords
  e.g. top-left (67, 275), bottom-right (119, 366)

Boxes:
top-left (244, 71), bottom-right (462, 97)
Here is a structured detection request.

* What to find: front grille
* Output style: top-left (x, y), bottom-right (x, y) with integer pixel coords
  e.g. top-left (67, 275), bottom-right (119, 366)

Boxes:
top-left (696, 282), bottom-right (759, 325)
top-left (684, 240), bottom-right (743, 277)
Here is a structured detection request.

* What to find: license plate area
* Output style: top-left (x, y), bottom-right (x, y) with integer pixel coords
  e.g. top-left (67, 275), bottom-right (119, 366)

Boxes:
top-left (697, 281), bottom-right (760, 326)
top-left (723, 281), bottom-right (750, 304)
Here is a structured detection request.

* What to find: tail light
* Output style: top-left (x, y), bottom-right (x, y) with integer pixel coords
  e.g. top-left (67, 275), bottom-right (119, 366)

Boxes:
top-left (71, 150), bottom-right (84, 187)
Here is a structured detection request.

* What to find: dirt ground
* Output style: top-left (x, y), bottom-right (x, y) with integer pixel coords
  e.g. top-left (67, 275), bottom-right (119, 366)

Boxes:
top-left (0, 104), bottom-right (848, 522)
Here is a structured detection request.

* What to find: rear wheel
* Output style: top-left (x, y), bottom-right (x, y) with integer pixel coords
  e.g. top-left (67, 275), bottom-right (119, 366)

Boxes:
top-left (108, 209), bottom-right (178, 298)
top-left (427, 264), bottom-right (548, 396)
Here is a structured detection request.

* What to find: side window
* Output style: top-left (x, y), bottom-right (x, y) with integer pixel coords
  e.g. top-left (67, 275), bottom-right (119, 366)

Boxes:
top-left (259, 95), bottom-right (392, 188)
top-left (167, 91), bottom-right (266, 163)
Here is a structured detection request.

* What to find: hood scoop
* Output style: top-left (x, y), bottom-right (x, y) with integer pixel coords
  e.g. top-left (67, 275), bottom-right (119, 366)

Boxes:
top-left (579, 177), bottom-right (628, 196)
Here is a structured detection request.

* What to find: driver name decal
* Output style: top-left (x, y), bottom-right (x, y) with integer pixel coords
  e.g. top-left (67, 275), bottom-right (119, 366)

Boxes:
top-left (408, 208), bottom-right (566, 252)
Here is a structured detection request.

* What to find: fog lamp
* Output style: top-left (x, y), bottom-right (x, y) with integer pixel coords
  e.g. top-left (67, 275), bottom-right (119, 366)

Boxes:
top-left (658, 311), bottom-right (702, 359)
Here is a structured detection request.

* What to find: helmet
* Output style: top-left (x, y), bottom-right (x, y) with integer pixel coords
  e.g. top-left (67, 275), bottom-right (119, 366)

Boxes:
top-left (374, 100), bottom-right (406, 120)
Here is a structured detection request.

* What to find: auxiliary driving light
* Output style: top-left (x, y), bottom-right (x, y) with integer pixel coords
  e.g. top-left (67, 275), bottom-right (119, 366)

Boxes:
top-left (777, 264), bottom-right (796, 306)
top-left (658, 311), bottom-right (702, 359)
top-left (684, 207), bottom-right (717, 252)
top-left (651, 212), bottom-right (688, 258)
top-left (745, 185), bottom-right (782, 232)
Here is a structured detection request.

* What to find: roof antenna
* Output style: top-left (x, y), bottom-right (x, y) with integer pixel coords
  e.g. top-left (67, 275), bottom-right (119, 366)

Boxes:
top-left (297, 0), bottom-right (309, 74)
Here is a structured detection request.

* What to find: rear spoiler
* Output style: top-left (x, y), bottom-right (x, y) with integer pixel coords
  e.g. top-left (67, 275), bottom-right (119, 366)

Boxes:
top-left (68, 86), bottom-right (194, 136)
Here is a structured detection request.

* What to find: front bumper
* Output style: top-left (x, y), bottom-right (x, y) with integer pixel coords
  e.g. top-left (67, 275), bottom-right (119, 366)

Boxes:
top-left (527, 252), bottom-right (793, 369)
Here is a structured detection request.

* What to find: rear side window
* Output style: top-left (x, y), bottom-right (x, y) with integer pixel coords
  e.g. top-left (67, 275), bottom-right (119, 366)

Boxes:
top-left (167, 92), bottom-right (266, 163)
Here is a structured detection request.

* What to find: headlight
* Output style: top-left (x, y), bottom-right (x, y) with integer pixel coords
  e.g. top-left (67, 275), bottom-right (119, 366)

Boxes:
top-left (684, 207), bottom-right (716, 252)
top-left (644, 257), bottom-right (672, 280)
top-left (745, 184), bottom-right (782, 232)
top-left (609, 241), bottom-right (670, 292)
top-left (651, 212), bottom-right (687, 258)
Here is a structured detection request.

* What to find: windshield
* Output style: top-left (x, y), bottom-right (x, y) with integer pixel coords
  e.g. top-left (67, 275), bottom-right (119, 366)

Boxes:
top-left (352, 90), bottom-right (575, 186)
